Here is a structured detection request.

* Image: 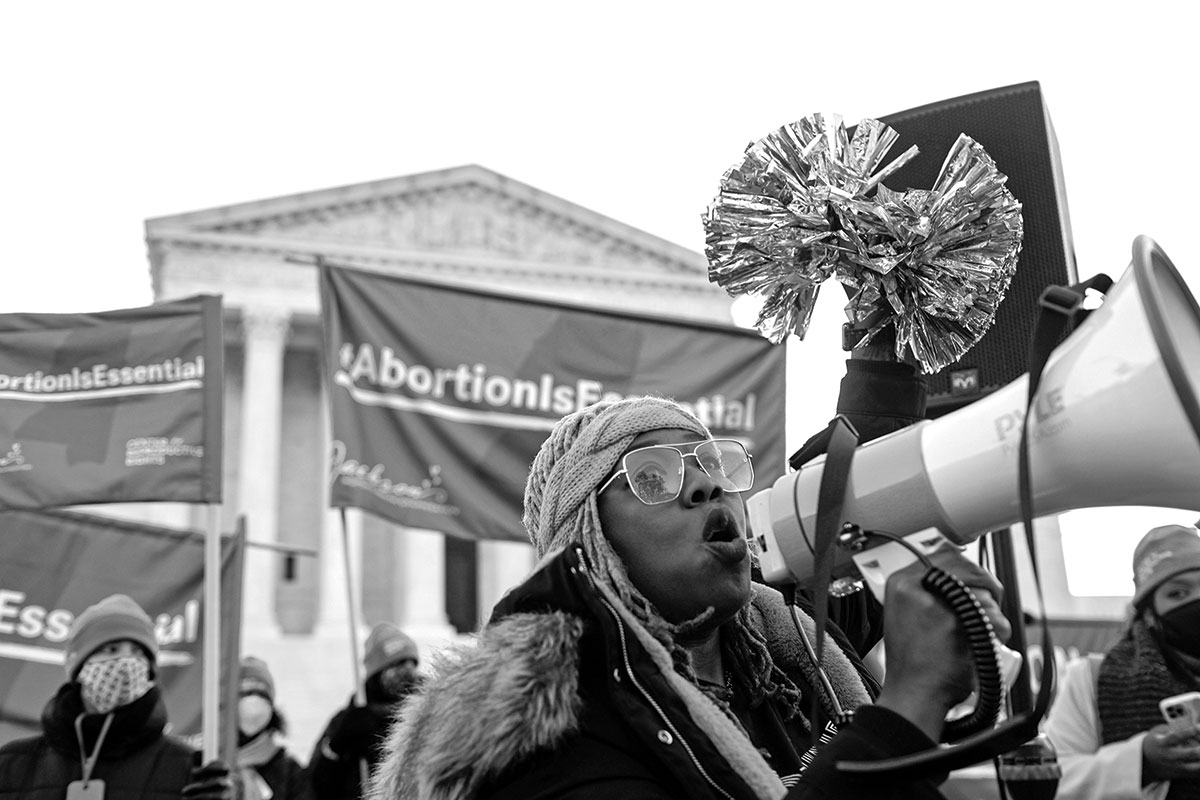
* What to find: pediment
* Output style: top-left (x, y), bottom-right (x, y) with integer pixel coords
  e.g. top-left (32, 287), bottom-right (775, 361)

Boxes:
top-left (146, 165), bottom-right (705, 277)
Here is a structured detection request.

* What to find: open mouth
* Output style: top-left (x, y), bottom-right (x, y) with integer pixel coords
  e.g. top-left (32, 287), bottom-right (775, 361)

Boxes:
top-left (703, 507), bottom-right (747, 564)
top-left (702, 507), bottom-right (741, 543)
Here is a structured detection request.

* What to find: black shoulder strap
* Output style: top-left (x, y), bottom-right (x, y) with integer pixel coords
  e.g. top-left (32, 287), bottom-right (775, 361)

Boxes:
top-left (835, 273), bottom-right (1114, 778)
top-left (808, 414), bottom-right (861, 742)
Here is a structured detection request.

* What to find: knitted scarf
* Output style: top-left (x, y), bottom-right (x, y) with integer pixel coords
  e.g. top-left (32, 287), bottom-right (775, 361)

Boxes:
top-left (237, 730), bottom-right (281, 800)
top-left (1099, 618), bottom-right (1200, 799)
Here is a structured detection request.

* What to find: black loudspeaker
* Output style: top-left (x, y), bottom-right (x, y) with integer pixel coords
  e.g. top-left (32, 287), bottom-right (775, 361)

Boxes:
top-left (877, 81), bottom-right (1078, 417)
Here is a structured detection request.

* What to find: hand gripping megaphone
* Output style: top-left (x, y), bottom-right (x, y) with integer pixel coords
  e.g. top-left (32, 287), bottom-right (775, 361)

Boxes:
top-left (748, 235), bottom-right (1200, 591)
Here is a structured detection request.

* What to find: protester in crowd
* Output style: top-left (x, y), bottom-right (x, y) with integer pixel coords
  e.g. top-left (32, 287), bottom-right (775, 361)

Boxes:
top-left (371, 395), bottom-right (1011, 800)
top-left (234, 655), bottom-right (312, 800)
top-left (1045, 523), bottom-right (1200, 799)
top-left (0, 592), bottom-right (236, 800)
top-left (309, 622), bottom-right (421, 800)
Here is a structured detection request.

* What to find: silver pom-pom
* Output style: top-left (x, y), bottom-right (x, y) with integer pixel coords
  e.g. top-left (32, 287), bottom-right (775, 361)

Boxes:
top-left (705, 115), bottom-right (1023, 374)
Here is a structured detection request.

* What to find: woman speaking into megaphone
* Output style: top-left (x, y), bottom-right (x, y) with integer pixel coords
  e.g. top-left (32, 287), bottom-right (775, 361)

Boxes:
top-left (366, 395), bottom-right (1011, 800)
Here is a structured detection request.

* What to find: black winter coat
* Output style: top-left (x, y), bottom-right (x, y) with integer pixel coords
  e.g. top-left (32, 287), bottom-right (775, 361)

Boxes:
top-left (0, 684), bottom-right (195, 800)
top-left (371, 545), bottom-right (943, 800)
top-left (792, 706), bottom-right (947, 799)
top-left (308, 699), bottom-right (394, 800)
top-left (243, 745), bottom-right (312, 800)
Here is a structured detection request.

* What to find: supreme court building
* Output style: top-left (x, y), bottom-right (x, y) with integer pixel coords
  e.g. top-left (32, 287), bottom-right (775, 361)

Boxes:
top-left (139, 165), bottom-right (740, 751)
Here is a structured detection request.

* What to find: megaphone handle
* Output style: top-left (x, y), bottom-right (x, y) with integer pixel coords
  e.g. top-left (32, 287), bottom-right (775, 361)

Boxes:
top-left (921, 566), bottom-right (1005, 742)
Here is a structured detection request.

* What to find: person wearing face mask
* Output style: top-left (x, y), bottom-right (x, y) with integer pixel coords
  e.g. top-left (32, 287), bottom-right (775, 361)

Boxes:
top-left (308, 622), bottom-right (421, 800)
top-left (0, 593), bottom-right (236, 800)
top-left (1045, 524), bottom-right (1200, 799)
top-left (234, 656), bottom-right (311, 800)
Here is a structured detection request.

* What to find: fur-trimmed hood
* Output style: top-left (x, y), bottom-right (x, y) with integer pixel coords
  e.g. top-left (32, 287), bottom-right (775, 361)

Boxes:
top-left (372, 608), bottom-right (586, 800)
top-left (371, 547), bottom-right (874, 800)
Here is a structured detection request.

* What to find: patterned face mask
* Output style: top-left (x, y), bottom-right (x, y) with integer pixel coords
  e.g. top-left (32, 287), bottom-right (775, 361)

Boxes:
top-left (77, 652), bottom-right (153, 714)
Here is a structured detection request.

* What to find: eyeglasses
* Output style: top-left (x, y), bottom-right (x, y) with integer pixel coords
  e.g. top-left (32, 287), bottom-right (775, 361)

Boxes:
top-left (598, 439), bottom-right (754, 505)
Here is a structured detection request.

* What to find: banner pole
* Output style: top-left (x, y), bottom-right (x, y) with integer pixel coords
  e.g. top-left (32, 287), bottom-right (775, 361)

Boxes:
top-left (338, 508), bottom-right (371, 788)
top-left (202, 503), bottom-right (222, 763)
top-left (219, 517), bottom-right (246, 769)
top-left (338, 508), bottom-right (367, 700)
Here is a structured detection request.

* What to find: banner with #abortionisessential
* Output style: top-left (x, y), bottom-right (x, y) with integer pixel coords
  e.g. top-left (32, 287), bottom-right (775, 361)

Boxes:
top-left (0, 295), bottom-right (224, 509)
top-left (0, 508), bottom-right (243, 747)
top-left (320, 263), bottom-right (787, 542)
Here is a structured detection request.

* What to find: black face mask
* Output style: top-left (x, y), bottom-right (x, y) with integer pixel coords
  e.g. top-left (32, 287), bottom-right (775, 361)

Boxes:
top-left (1159, 599), bottom-right (1200, 658)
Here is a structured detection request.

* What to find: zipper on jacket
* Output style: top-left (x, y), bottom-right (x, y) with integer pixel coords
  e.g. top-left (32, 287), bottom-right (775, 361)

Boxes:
top-left (599, 598), bottom-right (738, 800)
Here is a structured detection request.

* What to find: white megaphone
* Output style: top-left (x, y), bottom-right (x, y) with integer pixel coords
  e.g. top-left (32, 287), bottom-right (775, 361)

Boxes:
top-left (748, 235), bottom-right (1200, 595)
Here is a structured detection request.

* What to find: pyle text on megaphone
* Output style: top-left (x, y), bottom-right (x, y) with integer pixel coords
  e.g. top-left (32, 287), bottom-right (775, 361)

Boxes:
top-left (748, 235), bottom-right (1200, 595)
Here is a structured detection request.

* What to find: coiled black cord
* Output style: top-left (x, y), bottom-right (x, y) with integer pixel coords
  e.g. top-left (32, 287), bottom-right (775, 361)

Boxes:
top-left (836, 525), bottom-right (1004, 741)
top-left (921, 566), bottom-right (1004, 741)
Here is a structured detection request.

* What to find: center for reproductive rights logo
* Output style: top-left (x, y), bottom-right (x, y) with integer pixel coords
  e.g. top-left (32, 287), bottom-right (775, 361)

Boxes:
top-left (0, 444), bottom-right (31, 473)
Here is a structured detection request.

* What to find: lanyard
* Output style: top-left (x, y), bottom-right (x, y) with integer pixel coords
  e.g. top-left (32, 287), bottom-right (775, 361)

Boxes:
top-left (74, 712), bottom-right (115, 786)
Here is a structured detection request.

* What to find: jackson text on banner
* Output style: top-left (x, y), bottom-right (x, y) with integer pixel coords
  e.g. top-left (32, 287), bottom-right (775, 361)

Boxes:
top-left (320, 264), bottom-right (787, 542)
top-left (0, 508), bottom-right (244, 746)
top-left (0, 295), bottom-right (224, 509)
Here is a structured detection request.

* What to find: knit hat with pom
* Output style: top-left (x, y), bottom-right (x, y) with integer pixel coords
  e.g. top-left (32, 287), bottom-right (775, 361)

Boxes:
top-left (64, 593), bottom-right (158, 680)
top-left (364, 623), bottom-right (419, 680)
top-left (239, 655), bottom-right (275, 702)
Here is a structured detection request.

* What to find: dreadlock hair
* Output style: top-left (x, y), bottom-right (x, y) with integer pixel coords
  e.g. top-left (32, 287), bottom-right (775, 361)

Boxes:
top-left (522, 395), bottom-right (807, 722)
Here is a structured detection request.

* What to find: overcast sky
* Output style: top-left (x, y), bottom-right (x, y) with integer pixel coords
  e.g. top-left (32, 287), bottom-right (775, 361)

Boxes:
top-left (3, 1), bottom-right (1196, 596)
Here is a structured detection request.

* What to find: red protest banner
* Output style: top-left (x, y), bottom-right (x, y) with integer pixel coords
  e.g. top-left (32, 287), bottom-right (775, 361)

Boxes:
top-left (0, 295), bottom-right (224, 509)
top-left (319, 263), bottom-right (787, 541)
top-left (0, 509), bottom-right (243, 746)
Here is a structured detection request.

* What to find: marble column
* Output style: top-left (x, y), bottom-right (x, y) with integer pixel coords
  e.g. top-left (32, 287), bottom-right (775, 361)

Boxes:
top-left (394, 527), bottom-right (455, 640)
top-left (477, 539), bottom-right (536, 619)
top-left (313, 379), bottom-right (367, 658)
top-left (315, 507), bottom-right (366, 641)
top-left (237, 306), bottom-right (290, 639)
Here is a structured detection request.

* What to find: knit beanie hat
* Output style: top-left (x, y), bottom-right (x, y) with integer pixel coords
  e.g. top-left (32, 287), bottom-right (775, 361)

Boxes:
top-left (522, 395), bottom-right (711, 559)
top-left (239, 655), bottom-right (275, 702)
top-left (1132, 524), bottom-right (1200, 609)
top-left (364, 623), bottom-right (419, 680)
top-left (64, 593), bottom-right (159, 680)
